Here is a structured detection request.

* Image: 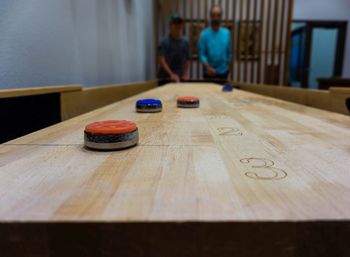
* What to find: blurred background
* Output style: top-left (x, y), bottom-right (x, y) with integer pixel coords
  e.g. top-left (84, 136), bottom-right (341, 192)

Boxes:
top-left (0, 0), bottom-right (349, 89)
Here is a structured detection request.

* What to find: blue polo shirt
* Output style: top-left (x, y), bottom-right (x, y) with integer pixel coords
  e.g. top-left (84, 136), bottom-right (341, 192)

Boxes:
top-left (198, 27), bottom-right (232, 75)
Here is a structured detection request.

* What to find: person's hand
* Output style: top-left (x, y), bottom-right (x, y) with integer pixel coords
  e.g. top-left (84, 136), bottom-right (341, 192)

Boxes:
top-left (170, 73), bottom-right (180, 83)
top-left (206, 66), bottom-right (216, 76)
top-left (181, 74), bottom-right (190, 81)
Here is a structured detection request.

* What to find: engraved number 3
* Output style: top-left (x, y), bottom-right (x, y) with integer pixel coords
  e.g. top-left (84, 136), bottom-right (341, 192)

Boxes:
top-left (240, 158), bottom-right (287, 180)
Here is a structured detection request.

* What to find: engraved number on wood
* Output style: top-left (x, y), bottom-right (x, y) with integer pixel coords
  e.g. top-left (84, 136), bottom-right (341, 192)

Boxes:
top-left (217, 127), bottom-right (243, 136)
top-left (240, 158), bottom-right (287, 180)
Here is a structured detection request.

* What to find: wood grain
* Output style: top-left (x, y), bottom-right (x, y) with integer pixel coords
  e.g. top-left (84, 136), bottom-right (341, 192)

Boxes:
top-left (1, 83), bottom-right (350, 222)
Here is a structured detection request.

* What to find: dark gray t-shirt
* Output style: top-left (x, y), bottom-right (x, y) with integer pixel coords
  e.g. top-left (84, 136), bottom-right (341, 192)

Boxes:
top-left (158, 35), bottom-right (191, 78)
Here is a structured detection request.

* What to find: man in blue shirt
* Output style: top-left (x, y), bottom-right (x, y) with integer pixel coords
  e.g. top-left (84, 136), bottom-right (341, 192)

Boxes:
top-left (198, 5), bottom-right (232, 82)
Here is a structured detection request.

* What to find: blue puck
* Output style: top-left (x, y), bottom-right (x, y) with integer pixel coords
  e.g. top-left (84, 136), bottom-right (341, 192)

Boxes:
top-left (136, 99), bottom-right (162, 113)
top-left (222, 85), bottom-right (234, 92)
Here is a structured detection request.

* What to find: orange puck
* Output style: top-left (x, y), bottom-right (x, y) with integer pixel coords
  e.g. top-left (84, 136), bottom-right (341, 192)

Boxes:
top-left (177, 96), bottom-right (200, 108)
top-left (85, 120), bottom-right (137, 134)
top-left (84, 120), bottom-right (138, 150)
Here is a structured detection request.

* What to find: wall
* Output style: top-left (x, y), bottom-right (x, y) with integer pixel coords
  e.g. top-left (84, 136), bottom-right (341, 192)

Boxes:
top-left (0, 0), bottom-right (155, 89)
top-left (293, 0), bottom-right (350, 77)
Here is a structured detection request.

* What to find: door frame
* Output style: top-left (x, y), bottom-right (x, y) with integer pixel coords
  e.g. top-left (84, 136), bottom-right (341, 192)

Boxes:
top-left (292, 20), bottom-right (347, 88)
top-left (290, 26), bottom-right (307, 85)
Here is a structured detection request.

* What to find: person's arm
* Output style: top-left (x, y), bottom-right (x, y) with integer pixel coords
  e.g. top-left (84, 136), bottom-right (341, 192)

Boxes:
top-left (203, 62), bottom-right (216, 75)
top-left (159, 56), bottom-right (180, 82)
top-left (198, 32), bottom-right (216, 75)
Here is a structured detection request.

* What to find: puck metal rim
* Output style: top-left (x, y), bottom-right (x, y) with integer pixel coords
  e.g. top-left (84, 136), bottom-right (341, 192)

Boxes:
top-left (84, 129), bottom-right (139, 150)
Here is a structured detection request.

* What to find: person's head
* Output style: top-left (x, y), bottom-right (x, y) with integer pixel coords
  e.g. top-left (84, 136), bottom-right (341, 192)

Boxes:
top-left (169, 14), bottom-right (184, 39)
top-left (210, 5), bottom-right (222, 31)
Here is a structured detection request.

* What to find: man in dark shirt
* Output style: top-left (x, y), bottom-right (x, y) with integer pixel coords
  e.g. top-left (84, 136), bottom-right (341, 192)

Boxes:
top-left (158, 14), bottom-right (191, 85)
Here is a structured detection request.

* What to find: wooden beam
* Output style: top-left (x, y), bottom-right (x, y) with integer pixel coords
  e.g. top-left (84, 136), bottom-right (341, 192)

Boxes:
top-left (225, 0), bottom-right (230, 28)
top-left (264, 0), bottom-right (273, 84)
top-left (251, 0), bottom-right (258, 83)
top-left (183, 0), bottom-right (187, 34)
top-left (237, 0), bottom-right (244, 82)
top-left (231, 0), bottom-right (237, 81)
top-left (197, 0), bottom-right (201, 79)
top-left (168, 0), bottom-right (172, 16)
top-left (283, 0), bottom-right (295, 86)
top-left (204, 0), bottom-right (209, 27)
top-left (244, 0), bottom-right (251, 82)
top-left (270, 0), bottom-right (280, 85)
top-left (278, 0), bottom-right (287, 85)
top-left (257, 0), bottom-right (266, 83)
top-left (161, 0), bottom-right (166, 36)
top-left (154, 0), bottom-right (159, 78)
top-left (190, 0), bottom-right (194, 79)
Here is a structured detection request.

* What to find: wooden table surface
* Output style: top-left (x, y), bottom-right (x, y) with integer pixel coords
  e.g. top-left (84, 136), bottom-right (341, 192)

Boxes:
top-left (1, 83), bottom-right (350, 222)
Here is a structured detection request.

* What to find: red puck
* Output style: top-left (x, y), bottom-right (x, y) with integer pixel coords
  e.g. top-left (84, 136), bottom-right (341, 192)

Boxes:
top-left (84, 120), bottom-right (138, 150)
top-left (177, 96), bottom-right (200, 108)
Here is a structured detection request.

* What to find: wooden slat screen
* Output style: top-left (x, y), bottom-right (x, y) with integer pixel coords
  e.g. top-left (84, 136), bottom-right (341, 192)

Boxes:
top-left (155, 0), bottom-right (294, 86)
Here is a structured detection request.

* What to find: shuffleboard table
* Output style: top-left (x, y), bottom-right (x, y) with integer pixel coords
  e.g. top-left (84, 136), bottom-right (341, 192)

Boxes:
top-left (1, 83), bottom-right (350, 257)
